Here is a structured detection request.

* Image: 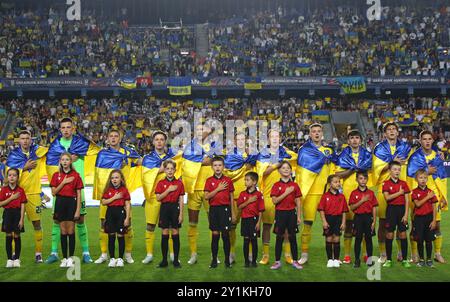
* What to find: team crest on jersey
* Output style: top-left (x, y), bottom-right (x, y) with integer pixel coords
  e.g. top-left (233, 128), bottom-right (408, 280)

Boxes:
top-left (324, 149), bottom-right (331, 156)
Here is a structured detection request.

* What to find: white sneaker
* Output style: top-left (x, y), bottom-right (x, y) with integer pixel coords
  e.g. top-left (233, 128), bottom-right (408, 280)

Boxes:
top-left (326, 259), bottom-right (334, 268)
top-left (142, 255), bottom-right (153, 264)
top-left (6, 260), bottom-right (14, 268)
top-left (229, 253), bottom-right (236, 264)
top-left (116, 258), bottom-right (124, 267)
top-left (299, 253), bottom-right (309, 265)
top-left (170, 253), bottom-right (175, 263)
top-left (378, 255), bottom-right (387, 264)
top-left (125, 253), bottom-right (134, 264)
top-left (108, 258), bottom-right (116, 267)
top-left (94, 253), bottom-right (108, 264)
top-left (333, 259), bottom-right (340, 268)
top-left (187, 254), bottom-right (197, 265)
top-left (60, 258), bottom-right (68, 268)
top-left (13, 259), bottom-right (21, 268)
top-left (248, 254), bottom-right (253, 262)
top-left (66, 257), bottom-right (74, 268)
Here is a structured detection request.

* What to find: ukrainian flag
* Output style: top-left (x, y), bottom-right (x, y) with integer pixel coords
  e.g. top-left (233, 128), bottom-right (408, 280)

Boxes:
top-left (336, 146), bottom-right (373, 194)
top-left (181, 139), bottom-right (209, 194)
top-left (295, 140), bottom-right (335, 196)
top-left (93, 145), bottom-right (142, 200)
top-left (6, 144), bottom-right (48, 194)
top-left (311, 110), bottom-right (330, 122)
top-left (168, 77), bottom-right (191, 96)
top-left (407, 148), bottom-right (448, 209)
top-left (256, 145), bottom-right (297, 193)
top-left (46, 134), bottom-right (101, 181)
top-left (224, 148), bottom-right (258, 199)
top-left (141, 148), bottom-right (182, 200)
top-left (244, 76), bottom-right (262, 90)
top-left (372, 140), bottom-right (411, 186)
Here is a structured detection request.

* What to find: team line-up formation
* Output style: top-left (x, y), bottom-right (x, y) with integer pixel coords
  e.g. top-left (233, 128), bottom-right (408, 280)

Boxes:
top-left (1, 118), bottom-right (447, 270)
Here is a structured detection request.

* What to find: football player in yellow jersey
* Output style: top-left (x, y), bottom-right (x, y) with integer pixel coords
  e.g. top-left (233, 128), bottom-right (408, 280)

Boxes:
top-left (142, 131), bottom-right (182, 264)
top-left (223, 132), bottom-right (257, 264)
top-left (407, 130), bottom-right (448, 264)
top-left (183, 124), bottom-right (215, 265)
top-left (335, 130), bottom-right (372, 264)
top-left (372, 122), bottom-right (412, 263)
top-left (5, 130), bottom-right (48, 263)
top-left (93, 129), bottom-right (141, 265)
top-left (256, 129), bottom-right (297, 265)
top-left (296, 124), bottom-right (335, 265)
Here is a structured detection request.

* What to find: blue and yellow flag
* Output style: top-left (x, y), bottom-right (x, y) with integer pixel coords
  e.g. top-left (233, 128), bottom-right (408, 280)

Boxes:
top-left (256, 145), bottom-right (297, 196)
top-left (337, 76), bottom-right (366, 94)
top-left (224, 147), bottom-right (257, 199)
top-left (336, 146), bottom-right (372, 172)
top-left (6, 144), bottom-right (48, 195)
top-left (244, 76), bottom-right (262, 90)
top-left (181, 139), bottom-right (212, 194)
top-left (336, 146), bottom-right (373, 197)
top-left (142, 148), bottom-right (182, 200)
top-left (311, 110), bottom-right (330, 122)
top-left (296, 140), bottom-right (335, 196)
top-left (407, 148), bottom-right (448, 207)
top-left (46, 134), bottom-right (100, 180)
top-left (168, 76), bottom-right (191, 96)
top-left (372, 139), bottom-right (411, 186)
top-left (93, 145), bottom-right (142, 200)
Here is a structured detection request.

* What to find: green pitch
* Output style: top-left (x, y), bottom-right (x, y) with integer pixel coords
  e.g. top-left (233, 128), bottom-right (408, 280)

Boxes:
top-left (0, 205), bottom-right (449, 282)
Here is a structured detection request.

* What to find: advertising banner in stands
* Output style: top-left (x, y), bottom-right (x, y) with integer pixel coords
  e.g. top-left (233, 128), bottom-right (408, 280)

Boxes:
top-left (0, 76), bottom-right (448, 90)
top-left (367, 77), bottom-right (444, 84)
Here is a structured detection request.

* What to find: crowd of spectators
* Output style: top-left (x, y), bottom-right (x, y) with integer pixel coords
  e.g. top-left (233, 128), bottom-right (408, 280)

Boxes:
top-left (1, 5), bottom-right (449, 78)
top-left (0, 8), bottom-right (195, 78)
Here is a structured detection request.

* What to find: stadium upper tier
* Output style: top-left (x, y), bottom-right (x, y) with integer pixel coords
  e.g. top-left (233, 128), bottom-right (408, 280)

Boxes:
top-left (0, 6), bottom-right (449, 78)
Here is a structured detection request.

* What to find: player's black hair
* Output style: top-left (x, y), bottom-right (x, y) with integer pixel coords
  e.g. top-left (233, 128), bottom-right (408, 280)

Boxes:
top-left (419, 130), bottom-right (433, 139)
top-left (356, 170), bottom-right (368, 179)
top-left (211, 156), bottom-right (224, 164)
top-left (388, 161), bottom-right (401, 169)
top-left (347, 129), bottom-right (362, 139)
top-left (245, 171), bottom-right (259, 183)
top-left (152, 130), bottom-right (168, 141)
top-left (60, 117), bottom-right (73, 125)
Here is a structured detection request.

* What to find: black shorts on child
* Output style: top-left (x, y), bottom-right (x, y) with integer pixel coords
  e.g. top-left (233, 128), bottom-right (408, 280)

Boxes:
top-left (352, 213), bottom-right (376, 237)
top-left (53, 196), bottom-right (77, 222)
top-left (209, 205), bottom-right (231, 232)
top-left (104, 206), bottom-right (127, 234)
top-left (273, 210), bottom-right (298, 236)
top-left (241, 216), bottom-right (260, 237)
top-left (323, 215), bottom-right (342, 237)
top-left (385, 205), bottom-right (408, 233)
top-left (159, 202), bottom-right (181, 229)
top-left (412, 214), bottom-right (435, 242)
top-left (1, 208), bottom-right (24, 233)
